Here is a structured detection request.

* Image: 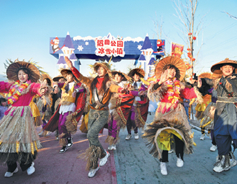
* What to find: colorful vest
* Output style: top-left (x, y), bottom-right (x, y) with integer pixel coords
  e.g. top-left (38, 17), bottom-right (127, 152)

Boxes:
top-left (61, 83), bottom-right (76, 103)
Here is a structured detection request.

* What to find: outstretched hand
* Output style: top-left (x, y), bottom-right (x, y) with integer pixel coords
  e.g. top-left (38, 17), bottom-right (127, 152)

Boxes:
top-left (159, 70), bottom-right (168, 84)
top-left (65, 56), bottom-right (73, 69)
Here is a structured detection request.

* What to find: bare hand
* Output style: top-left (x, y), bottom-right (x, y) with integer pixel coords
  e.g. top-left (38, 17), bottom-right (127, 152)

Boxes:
top-left (65, 56), bottom-right (73, 69)
top-left (159, 70), bottom-right (168, 84)
top-left (197, 77), bottom-right (202, 88)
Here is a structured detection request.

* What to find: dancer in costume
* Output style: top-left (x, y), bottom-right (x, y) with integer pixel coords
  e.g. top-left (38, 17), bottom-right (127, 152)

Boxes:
top-left (29, 95), bottom-right (42, 127)
top-left (64, 56), bottom-right (125, 178)
top-left (44, 68), bottom-right (86, 153)
top-left (143, 56), bottom-right (203, 175)
top-left (200, 87), bottom-right (218, 152)
top-left (199, 58), bottom-right (237, 173)
top-left (125, 68), bottom-right (149, 140)
top-left (0, 60), bottom-right (49, 177)
top-left (51, 75), bottom-right (64, 140)
top-left (0, 97), bottom-right (8, 120)
top-left (194, 73), bottom-right (213, 140)
top-left (106, 71), bottom-right (133, 150)
top-left (38, 74), bottom-right (53, 136)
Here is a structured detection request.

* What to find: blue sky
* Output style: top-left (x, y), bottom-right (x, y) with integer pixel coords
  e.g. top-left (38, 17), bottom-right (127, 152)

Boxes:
top-left (0, 0), bottom-right (237, 79)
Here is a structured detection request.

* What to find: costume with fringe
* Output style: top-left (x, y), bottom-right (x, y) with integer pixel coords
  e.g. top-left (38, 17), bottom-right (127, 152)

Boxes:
top-left (44, 82), bottom-right (86, 146)
top-left (202, 74), bottom-right (237, 154)
top-left (106, 81), bottom-right (134, 146)
top-left (71, 66), bottom-right (121, 170)
top-left (126, 81), bottom-right (149, 135)
top-left (143, 78), bottom-right (202, 160)
top-left (0, 81), bottom-right (45, 164)
top-left (29, 96), bottom-right (42, 126)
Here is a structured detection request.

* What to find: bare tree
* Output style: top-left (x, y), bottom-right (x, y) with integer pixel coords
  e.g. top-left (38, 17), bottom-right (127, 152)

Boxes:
top-left (223, 12), bottom-right (237, 20)
top-left (173, 0), bottom-right (206, 75)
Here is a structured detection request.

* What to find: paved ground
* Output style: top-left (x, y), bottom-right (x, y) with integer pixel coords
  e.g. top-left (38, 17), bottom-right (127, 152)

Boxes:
top-left (0, 127), bottom-right (116, 184)
top-left (0, 112), bottom-right (237, 184)
top-left (115, 113), bottom-right (237, 184)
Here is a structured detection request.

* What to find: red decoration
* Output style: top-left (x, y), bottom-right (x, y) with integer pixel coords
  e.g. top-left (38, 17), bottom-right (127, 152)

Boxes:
top-left (193, 36), bottom-right (196, 40)
top-left (187, 48), bottom-right (191, 51)
top-left (192, 58), bottom-right (195, 61)
top-left (188, 33), bottom-right (192, 36)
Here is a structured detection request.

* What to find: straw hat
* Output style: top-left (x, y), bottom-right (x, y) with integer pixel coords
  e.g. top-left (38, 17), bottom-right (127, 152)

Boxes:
top-left (111, 71), bottom-right (131, 81)
top-left (211, 73), bottom-right (222, 80)
top-left (211, 58), bottom-right (237, 74)
top-left (41, 73), bottom-right (53, 87)
top-left (155, 56), bottom-right (186, 81)
top-left (198, 72), bottom-right (212, 79)
top-left (128, 68), bottom-right (145, 78)
top-left (6, 61), bottom-right (40, 82)
top-left (53, 75), bottom-right (66, 82)
top-left (93, 62), bottom-right (110, 73)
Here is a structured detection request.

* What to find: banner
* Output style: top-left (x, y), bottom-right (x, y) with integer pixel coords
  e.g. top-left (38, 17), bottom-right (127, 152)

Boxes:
top-left (95, 33), bottom-right (125, 57)
top-left (171, 42), bottom-right (184, 58)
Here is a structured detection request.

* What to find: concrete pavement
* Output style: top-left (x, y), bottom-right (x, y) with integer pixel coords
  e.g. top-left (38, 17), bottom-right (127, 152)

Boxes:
top-left (115, 113), bottom-right (237, 184)
top-left (0, 113), bottom-right (237, 184)
top-left (0, 127), bottom-right (117, 184)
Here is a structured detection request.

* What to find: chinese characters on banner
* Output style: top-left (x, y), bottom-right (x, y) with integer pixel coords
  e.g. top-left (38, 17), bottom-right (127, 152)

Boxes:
top-left (95, 34), bottom-right (125, 57)
top-left (171, 42), bottom-right (184, 58)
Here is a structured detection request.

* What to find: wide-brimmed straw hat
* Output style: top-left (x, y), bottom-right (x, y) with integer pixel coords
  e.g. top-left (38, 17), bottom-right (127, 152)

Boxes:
top-left (53, 75), bottom-right (66, 82)
top-left (128, 68), bottom-right (145, 78)
top-left (111, 71), bottom-right (131, 81)
top-left (93, 62), bottom-right (110, 73)
top-left (155, 56), bottom-right (186, 81)
top-left (198, 72), bottom-right (212, 79)
top-left (6, 61), bottom-right (40, 82)
top-left (211, 58), bottom-right (237, 74)
top-left (41, 73), bottom-right (53, 87)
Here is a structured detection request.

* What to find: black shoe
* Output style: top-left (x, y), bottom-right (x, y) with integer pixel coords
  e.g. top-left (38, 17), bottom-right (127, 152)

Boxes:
top-left (59, 146), bottom-right (67, 153)
top-left (67, 138), bottom-right (73, 147)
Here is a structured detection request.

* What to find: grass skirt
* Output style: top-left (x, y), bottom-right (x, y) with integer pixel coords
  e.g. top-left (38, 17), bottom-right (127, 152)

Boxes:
top-left (0, 106), bottom-right (41, 163)
top-left (143, 103), bottom-right (193, 159)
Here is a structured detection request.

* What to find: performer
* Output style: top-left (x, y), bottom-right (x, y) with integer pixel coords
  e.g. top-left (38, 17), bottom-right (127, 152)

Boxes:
top-left (44, 68), bottom-right (86, 153)
top-left (194, 73), bottom-right (213, 140)
top-left (125, 68), bottom-right (149, 140)
top-left (143, 56), bottom-right (202, 175)
top-left (38, 74), bottom-right (53, 136)
top-left (29, 95), bottom-right (42, 127)
top-left (199, 58), bottom-right (237, 173)
top-left (0, 97), bottom-right (8, 120)
top-left (106, 71), bottom-right (133, 150)
top-left (0, 60), bottom-right (48, 177)
top-left (199, 87), bottom-right (218, 152)
top-left (64, 56), bottom-right (124, 178)
top-left (51, 75), bottom-right (64, 140)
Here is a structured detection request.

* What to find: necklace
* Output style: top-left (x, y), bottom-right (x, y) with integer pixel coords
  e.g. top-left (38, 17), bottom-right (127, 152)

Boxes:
top-left (7, 80), bottom-right (31, 104)
top-left (166, 78), bottom-right (181, 104)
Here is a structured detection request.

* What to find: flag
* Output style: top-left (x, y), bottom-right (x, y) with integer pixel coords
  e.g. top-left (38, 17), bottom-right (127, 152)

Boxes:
top-left (171, 42), bottom-right (184, 58)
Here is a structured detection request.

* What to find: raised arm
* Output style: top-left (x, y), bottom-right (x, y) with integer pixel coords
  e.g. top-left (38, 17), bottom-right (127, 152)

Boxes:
top-left (65, 56), bottom-right (92, 87)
